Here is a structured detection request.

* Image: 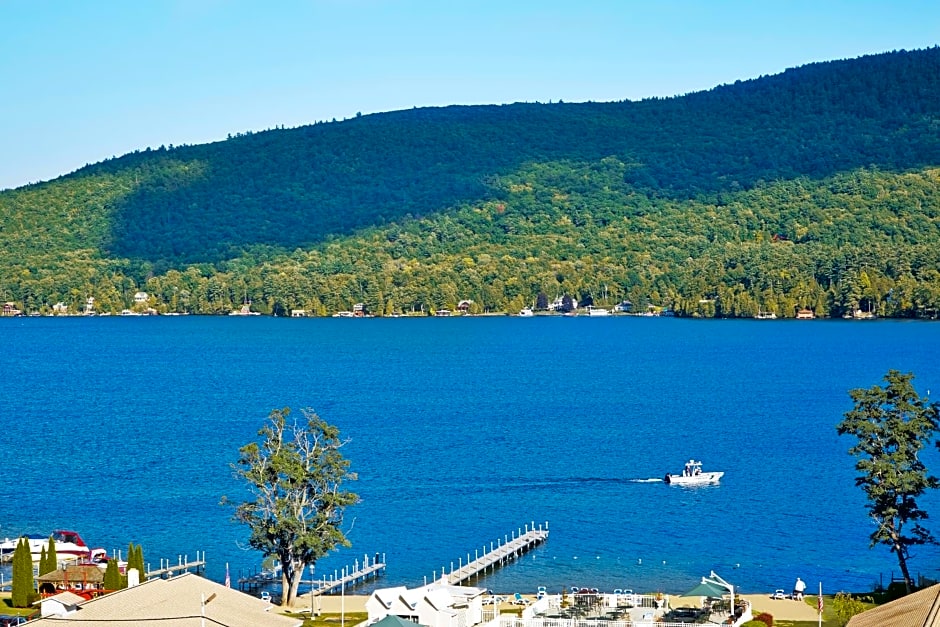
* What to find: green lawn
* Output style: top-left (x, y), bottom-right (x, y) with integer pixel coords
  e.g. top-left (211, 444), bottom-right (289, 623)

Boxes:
top-left (770, 595), bottom-right (878, 627)
top-left (282, 611), bottom-right (369, 627)
top-left (0, 595), bottom-right (39, 620)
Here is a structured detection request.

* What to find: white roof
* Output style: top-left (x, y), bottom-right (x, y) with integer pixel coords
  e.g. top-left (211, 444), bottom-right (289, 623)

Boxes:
top-left (37, 591), bottom-right (86, 606)
top-left (374, 586), bottom-right (411, 609)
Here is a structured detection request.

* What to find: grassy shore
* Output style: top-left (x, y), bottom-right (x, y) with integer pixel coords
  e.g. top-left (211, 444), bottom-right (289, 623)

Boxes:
top-left (0, 594), bottom-right (39, 621)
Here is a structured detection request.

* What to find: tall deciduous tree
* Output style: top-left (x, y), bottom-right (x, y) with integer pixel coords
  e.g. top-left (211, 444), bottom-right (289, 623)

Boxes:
top-left (837, 370), bottom-right (940, 593)
top-left (227, 407), bottom-right (359, 607)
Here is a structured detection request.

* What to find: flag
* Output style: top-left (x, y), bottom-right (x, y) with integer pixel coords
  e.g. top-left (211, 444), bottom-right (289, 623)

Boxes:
top-left (225, 562), bottom-right (231, 588)
top-left (817, 582), bottom-right (823, 615)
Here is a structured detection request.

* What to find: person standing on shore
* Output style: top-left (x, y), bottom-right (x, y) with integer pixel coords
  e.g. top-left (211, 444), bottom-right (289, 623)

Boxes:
top-left (793, 577), bottom-right (806, 601)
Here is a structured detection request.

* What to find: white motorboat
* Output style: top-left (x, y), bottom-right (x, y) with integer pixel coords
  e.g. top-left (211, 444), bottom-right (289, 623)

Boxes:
top-left (519, 307), bottom-right (534, 317)
top-left (664, 460), bottom-right (723, 485)
top-left (0, 534), bottom-right (45, 562)
top-left (0, 530), bottom-right (102, 563)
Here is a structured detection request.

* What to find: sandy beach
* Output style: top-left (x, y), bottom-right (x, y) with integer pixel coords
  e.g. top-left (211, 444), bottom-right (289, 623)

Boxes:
top-left (739, 593), bottom-right (821, 621)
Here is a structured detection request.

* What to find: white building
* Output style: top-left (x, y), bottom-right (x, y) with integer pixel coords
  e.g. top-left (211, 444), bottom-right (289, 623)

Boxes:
top-left (36, 591), bottom-right (86, 618)
top-left (366, 578), bottom-right (487, 627)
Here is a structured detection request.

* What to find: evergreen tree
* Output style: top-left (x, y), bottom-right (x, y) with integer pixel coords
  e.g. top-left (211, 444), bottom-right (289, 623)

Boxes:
top-left (126, 542), bottom-right (146, 583)
top-left (837, 370), bottom-right (940, 593)
top-left (103, 557), bottom-right (121, 591)
top-left (46, 535), bottom-right (58, 574)
top-left (137, 543), bottom-right (147, 582)
top-left (11, 538), bottom-right (33, 608)
top-left (38, 546), bottom-right (48, 577)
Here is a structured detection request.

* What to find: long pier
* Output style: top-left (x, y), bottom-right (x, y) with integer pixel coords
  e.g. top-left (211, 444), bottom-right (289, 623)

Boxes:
top-left (433, 521), bottom-right (549, 585)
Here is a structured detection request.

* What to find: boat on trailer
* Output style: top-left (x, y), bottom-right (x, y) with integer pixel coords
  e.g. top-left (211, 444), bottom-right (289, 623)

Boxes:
top-left (664, 460), bottom-right (724, 485)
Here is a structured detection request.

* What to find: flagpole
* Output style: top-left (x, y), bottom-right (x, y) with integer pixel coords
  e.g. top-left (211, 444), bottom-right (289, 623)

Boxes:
top-left (818, 582), bottom-right (823, 627)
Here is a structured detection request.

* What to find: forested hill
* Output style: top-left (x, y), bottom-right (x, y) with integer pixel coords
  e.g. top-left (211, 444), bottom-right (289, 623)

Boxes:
top-left (2, 47), bottom-right (940, 319)
top-left (13, 46), bottom-right (940, 267)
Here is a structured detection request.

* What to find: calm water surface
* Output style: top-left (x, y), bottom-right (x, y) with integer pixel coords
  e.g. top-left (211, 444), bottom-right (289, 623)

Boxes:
top-left (2, 316), bottom-right (940, 595)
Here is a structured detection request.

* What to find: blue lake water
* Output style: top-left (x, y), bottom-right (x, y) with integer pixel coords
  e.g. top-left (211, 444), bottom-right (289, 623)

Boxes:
top-left (2, 316), bottom-right (940, 596)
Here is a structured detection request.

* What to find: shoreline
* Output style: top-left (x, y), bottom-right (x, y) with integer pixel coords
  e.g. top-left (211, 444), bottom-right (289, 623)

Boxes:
top-left (0, 586), bottom-right (830, 623)
top-left (299, 591), bottom-right (822, 622)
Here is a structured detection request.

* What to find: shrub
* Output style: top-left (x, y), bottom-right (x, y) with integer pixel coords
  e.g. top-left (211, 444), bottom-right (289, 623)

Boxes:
top-left (832, 591), bottom-right (867, 625)
top-left (753, 612), bottom-right (774, 626)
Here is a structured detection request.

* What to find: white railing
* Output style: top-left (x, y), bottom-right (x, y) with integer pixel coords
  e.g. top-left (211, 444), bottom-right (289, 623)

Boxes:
top-left (483, 595), bottom-right (753, 627)
top-left (482, 596), bottom-right (750, 627)
top-left (497, 619), bottom-right (694, 627)
top-left (566, 593), bottom-right (662, 610)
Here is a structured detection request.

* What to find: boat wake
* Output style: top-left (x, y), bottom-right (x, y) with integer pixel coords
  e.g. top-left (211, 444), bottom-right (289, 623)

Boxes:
top-left (442, 476), bottom-right (666, 494)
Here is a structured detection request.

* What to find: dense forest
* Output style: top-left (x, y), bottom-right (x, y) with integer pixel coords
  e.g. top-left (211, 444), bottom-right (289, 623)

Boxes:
top-left (1, 47), bottom-right (940, 318)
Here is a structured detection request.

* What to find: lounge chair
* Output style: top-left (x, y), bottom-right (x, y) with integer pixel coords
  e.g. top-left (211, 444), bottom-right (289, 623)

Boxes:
top-left (620, 589), bottom-right (636, 607)
top-left (511, 593), bottom-right (531, 605)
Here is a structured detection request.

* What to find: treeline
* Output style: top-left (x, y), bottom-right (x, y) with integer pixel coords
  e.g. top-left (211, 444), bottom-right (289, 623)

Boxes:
top-left (3, 162), bottom-right (940, 318)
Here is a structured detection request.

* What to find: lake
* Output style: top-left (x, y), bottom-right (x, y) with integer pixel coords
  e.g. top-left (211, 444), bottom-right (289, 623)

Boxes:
top-left (2, 315), bottom-right (939, 596)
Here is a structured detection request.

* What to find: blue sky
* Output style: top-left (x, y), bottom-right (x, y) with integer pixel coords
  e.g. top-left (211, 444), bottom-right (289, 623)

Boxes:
top-left (2, 0), bottom-right (938, 190)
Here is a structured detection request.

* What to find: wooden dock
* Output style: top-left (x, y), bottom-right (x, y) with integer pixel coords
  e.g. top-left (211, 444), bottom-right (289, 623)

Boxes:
top-left (240, 553), bottom-right (386, 595)
top-left (434, 521), bottom-right (549, 585)
top-left (309, 553), bottom-right (387, 596)
top-left (146, 552), bottom-right (206, 579)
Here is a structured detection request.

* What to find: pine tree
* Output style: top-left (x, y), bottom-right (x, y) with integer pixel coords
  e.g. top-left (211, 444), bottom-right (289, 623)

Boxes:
top-left (136, 543), bottom-right (147, 582)
top-left (46, 535), bottom-right (58, 574)
top-left (103, 558), bottom-right (121, 591)
top-left (837, 370), bottom-right (940, 593)
top-left (126, 543), bottom-right (146, 585)
top-left (11, 538), bottom-right (33, 608)
top-left (39, 546), bottom-right (48, 577)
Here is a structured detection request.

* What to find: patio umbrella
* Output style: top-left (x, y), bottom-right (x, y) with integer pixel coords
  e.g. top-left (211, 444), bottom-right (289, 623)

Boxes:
top-left (681, 580), bottom-right (728, 599)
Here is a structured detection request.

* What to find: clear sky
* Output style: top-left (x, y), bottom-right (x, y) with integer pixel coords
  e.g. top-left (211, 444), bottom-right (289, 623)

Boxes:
top-left (2, 0), bottom-right (938, 190)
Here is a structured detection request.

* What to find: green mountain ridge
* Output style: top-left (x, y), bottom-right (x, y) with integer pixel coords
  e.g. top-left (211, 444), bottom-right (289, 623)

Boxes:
top-left (2, 47), bottom-right (940, 317)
